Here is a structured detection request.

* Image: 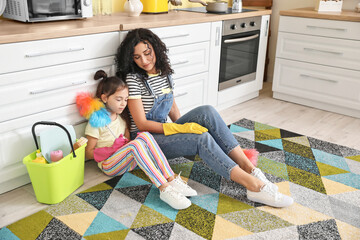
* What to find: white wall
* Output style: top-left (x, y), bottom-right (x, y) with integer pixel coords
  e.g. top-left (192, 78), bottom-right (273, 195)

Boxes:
top-left (267, 0), bottom-right (360, 82)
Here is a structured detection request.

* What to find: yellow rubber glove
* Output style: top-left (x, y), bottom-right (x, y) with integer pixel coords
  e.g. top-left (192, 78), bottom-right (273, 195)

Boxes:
top-left (163, 122), bottom-right (208, 136)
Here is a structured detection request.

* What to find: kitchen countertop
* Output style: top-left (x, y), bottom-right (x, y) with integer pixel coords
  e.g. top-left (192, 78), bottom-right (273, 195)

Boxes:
top-left (280, 7), bottom-right (360, 22)
top-left (0, 9), bottom-right (271, 44)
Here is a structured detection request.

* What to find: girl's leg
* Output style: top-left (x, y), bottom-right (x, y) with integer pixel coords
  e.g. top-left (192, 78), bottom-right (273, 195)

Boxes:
top-left (102, 141), bottom-right (168, 188)
top-left (175, 105), bottom-right (255, 173)
top-left (134, 132), bottom-right (174, 180)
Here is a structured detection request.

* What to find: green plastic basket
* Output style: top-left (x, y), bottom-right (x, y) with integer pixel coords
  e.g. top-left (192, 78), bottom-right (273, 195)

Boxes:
top-left (23, 121), bottom-right (86, 204)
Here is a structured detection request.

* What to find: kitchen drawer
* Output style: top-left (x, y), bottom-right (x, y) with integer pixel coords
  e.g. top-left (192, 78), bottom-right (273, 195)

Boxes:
top-left (0, 32), bottom-right (119, 74)
top-left (0, 57), bottom-right (115, 122)
top-left (0, 104), bottom-right (86, 194)
top-left (169, 41), bottom-right (209, 79)
top-left (150, 23), bottom-right (211, 48)
top-left (279, 16), bottom-right (360, 40)
top-left (276, 32), bottom-right (360, 70)
top-left (273, 58), bottom-right (360, 109)
top-left (173, 72), bottom-right (206, 114)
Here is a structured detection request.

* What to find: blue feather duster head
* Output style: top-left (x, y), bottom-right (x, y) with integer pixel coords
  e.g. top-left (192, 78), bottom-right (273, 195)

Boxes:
top-left (89, 108), bottom-right (111, 128)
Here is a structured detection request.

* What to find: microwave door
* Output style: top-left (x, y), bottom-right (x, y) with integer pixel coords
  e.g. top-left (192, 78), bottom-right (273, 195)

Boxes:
top-left (29, 0), bottom-right (81, 21)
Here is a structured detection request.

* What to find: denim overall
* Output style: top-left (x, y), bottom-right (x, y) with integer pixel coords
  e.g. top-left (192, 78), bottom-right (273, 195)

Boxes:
top-left (131, 74), bottom-right (240, 180)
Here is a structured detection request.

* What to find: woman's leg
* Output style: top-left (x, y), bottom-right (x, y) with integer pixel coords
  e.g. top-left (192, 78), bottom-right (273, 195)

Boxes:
top-left (134, 132), bottom-right (174, 181)
top-left (175, 105), bottom-right (255, 173)
top-left (102, 140), bottom-right (168, 188)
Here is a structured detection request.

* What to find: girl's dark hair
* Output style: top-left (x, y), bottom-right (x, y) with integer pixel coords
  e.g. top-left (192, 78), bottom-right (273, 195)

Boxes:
top-left (115, 28), bottom-right (174, 80)
top-left (94, 70), bottom-right (131, 130)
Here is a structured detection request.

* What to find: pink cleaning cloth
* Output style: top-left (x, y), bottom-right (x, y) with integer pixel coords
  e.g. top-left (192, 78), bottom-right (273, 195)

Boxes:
top-left (93, 134), bottom-right (129, 162)
top-left (243, 149), bottom-right (259, 166)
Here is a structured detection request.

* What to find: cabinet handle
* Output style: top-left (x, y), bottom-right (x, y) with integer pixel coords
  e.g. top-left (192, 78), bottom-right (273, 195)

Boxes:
top-left (300, 74), bottom-right (338, 83)
top-left (224, 34), bottom-right (259, 43)
top-left (29, 80), bottom-right (87, 95)
top-left (172, 60), bottom-right (189, 66)
top-left (215, 26), bottom-right (220, 46)
top-left (303, 48), bottom-right (343, 56)
top-left (161, 33), bottom-right (190, 39)
top-left (174, 92), bottom-right (189, 98)
top-left (306, 25), bottom-right (347, 32)
top-left (25, 47), bottom-right (85, 58)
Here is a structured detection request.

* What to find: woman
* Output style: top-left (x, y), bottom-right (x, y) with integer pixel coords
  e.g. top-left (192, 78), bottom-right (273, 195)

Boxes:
top-left (115, 28), bottom-right (293, 208)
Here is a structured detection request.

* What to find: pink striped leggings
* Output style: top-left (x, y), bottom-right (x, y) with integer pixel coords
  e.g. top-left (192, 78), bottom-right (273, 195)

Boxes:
top-left (101, 132), bottom-right (174, 188)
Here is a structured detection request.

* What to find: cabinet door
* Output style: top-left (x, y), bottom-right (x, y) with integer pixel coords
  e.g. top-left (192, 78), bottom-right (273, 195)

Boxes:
top-left (169, 42), bottom-right (209, 80)
top-left (0, 57), bottom-right (115, 122)
top-left (173, 72), bottom-right (207, 114)
top-left (273, 58), bottom-right (360, 110)
top-left (279, 16), bottom-right (360, 40)
top-left (0, 32), bottom-right (120, 74)
top-left (276, 32), bottom-right (360, 70)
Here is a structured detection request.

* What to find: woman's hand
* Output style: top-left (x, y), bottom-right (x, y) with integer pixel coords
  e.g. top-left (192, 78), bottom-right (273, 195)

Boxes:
top-left (162, 122), bottom-right (208, 136)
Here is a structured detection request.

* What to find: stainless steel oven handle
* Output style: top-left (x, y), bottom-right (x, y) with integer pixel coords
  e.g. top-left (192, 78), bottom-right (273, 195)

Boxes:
top-left (223, 34), bottom-right (259, 44)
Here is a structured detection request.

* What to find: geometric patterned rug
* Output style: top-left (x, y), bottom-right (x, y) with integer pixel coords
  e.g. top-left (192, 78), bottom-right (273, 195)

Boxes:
top-left (1, 118), bottom-right (360, 240)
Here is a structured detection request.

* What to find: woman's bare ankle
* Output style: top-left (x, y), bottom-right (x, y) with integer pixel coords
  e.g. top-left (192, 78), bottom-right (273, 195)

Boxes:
top-left (159, 183), bottom-right (169, 191)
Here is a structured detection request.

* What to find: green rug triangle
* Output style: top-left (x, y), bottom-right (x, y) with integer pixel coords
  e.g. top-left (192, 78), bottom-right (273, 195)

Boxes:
top-left (170, 161), bottom-right (194, 178)
top-left (282, 139), bottom-right (315, 160)
top-left (254, 122), bottom-right (277, 130)
top-left (7, 210), bottom-right (53, 240)
top-left (287, 165), bottom-right (326, 194)
top-left (83, 211), bottom-right (128, 236)
top-left (283, 136), bottom-right (310, 147)
top-left (257, 156), bottom-right (289, 180)
top-left (346, 155), bottom-right (360, 162)
top-left (258, 128), bottom-right (281, 139)
top-left (84, 229), bottom-right (130, 240)
top-left (80, 183), bottom-right (113, 193)
top-left (255, 130), bottom-right (280, 141)
top-left (131, 205), bottom-right (173, 229)
top-left (217, 193), bottom-right (252, 215)
top-left (317, 162), bottom-right (350, 176)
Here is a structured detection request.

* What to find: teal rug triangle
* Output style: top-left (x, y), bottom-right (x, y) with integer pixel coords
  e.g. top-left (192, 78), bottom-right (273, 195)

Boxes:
top-left (230, 124), bottom-right (251, 133)
top-left (144, 185), bottom-right (178, 221)
top-left (115, 172), bottom-right (151, 189)
top-left (191, 193), bottom-right (219, 214)
top-left (258, 139), bottom-right (283, 150)
top-left (84, 211), bottom-right (128, 236)
top-left (324, 173), bottom-right (360, 190)
top-left (0, 228), bottom-right (20, 240)
top-left (312, 149), bottom-right (351, 172)
top-left (76, 189), bottom-right (113, 210)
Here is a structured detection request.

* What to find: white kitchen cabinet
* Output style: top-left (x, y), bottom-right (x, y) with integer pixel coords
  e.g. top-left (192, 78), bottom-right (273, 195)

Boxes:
top-left (0, 32), bottom-right (120, 194)
top-left (273, 16), bottom-right (360, 118)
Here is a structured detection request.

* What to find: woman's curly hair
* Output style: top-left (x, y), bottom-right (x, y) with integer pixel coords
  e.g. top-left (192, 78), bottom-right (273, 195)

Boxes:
top-left (115, 28), bottom-right (174, 80)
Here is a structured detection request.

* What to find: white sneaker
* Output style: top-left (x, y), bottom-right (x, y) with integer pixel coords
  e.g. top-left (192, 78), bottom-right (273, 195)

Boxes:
top-left (160, 185), bottom-right (191, 210)
top-left (169, 172), bottom-right (197, 197)
top-left (251, 168), bottom-right (278, 191)
top-left (247, 184), bottom-right (294, 208)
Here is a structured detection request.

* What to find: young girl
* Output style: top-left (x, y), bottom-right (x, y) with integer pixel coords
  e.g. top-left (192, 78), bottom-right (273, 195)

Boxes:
top-left (115, 28), bottom-right (294, 208)
top-left (84, 70), bottom-right (197, 210)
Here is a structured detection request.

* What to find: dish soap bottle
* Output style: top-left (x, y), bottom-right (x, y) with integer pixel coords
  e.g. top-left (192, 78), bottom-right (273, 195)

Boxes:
top-left (232, 0), bottom-right (242, 13)
top-left (33, 150), bottom-right (47, 164)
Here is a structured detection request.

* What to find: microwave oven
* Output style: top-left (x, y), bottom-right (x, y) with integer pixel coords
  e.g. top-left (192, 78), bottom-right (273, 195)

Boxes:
top-left (2, 0), bottom-right (93, 22)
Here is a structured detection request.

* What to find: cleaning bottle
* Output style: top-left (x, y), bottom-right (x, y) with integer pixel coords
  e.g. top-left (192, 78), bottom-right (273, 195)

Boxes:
top-left (33, 150), bottom-right (47, 164)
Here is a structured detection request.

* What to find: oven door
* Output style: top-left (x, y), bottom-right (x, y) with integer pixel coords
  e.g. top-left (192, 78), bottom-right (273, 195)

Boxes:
top-left (28, 0), bottom-right (83, 21)
top-left (219, 30), bottom-right (260, 91)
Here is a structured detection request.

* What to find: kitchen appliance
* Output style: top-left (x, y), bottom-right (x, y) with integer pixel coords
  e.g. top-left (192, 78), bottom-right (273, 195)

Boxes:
top-left (178, 7), bottom-right (255, 14)
top-left (141, 0), bottom-right (168, 13)
top-left (2, 0), bottom-right (93, 22)
top-left (219, 16), bottom-right (261, 91)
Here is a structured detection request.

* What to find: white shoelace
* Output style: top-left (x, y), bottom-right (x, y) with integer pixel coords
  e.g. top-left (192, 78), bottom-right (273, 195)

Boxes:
top-left (174, 172), bottom-right (192, 189)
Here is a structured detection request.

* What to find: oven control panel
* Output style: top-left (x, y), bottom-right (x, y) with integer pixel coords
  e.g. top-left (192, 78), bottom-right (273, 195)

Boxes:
top-left (223, 16), bottom-right (261, 36)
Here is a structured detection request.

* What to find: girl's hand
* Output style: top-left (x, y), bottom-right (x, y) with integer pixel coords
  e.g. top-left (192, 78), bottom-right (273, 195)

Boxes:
top-left (162, 122), bottom-right (208, 136)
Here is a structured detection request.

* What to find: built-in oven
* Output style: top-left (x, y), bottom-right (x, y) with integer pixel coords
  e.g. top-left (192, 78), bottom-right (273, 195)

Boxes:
top-left (219, 16), bottom-right (261, 91)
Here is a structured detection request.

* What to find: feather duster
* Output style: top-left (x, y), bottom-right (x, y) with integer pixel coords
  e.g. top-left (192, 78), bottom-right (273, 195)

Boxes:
top-left (243, 149), bottom-right (259, 166)
top-left (76, 92), bottom-right (111, 129)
